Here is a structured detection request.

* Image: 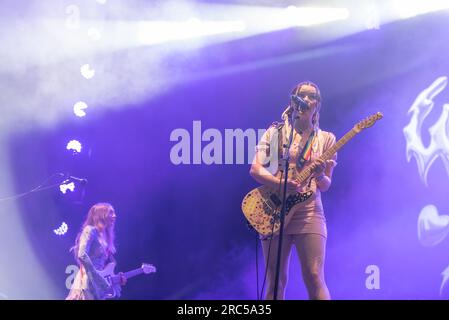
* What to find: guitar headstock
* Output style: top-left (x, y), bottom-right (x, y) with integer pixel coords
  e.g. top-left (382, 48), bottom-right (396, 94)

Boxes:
top-left (354, 112), bottom-right (383, 133)
top-left (142, 263), bottom-right (156, 274)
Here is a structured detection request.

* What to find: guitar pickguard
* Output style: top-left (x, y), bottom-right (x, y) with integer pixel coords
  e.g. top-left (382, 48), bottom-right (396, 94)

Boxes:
top-left (242, 186), bottom-right (314, 236)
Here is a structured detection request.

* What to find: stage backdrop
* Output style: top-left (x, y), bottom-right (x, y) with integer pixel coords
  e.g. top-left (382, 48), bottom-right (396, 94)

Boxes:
top-left (2, 4), bottom-right (449, 299)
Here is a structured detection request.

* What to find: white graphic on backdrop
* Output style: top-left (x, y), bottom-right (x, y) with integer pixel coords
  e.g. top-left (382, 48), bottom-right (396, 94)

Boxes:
top-left (404, 76), bottom-right (449, 186)
top-left (417, 205), bottom-right (449, 246)
top-left (404, 76), bottom-right (449, 296)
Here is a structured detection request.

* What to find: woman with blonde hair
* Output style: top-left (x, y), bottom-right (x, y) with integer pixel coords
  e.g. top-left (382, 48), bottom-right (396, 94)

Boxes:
top-left (250, 81), bottom-right (337, 300)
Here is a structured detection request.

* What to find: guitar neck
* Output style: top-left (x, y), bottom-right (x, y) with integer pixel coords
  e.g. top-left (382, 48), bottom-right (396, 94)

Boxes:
top-left (321, 128), bottom-right (358, 162)
top-left (297, 128), bottom-right (358, 183)
top-left (123, 268), bottom-right (143, 280)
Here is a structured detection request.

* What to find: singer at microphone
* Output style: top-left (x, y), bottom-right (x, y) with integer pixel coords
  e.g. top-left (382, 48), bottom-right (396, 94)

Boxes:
top-left (250, 81), bottom-right (336, 300)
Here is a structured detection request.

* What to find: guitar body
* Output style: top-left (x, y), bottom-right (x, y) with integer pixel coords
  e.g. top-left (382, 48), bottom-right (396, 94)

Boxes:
top-left (98, 262), bottom-right (121, 299)
top-left (99, 262), bottom-right (116, 279)
top-left (97, 262), bottom-right (157, 299)
top-left (242, 168), bottom-right (314, 237)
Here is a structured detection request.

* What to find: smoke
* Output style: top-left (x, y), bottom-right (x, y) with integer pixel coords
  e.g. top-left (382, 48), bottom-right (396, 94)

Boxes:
top-left (0, 134), bottom-right (59, 299)
top-left (0, 0), bottom-right (253, 133)
top-left (192, 244), bottom-right (259, 299)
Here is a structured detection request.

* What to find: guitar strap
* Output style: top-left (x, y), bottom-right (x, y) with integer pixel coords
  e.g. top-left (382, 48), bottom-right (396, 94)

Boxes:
top-left (296, 130), bottom-right (316, 169)
top-left (274, 121), bottom-right (316, 169)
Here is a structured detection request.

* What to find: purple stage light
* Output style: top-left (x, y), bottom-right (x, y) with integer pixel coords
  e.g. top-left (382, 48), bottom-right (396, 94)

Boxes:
top-left (87, 28), bottom-right (101, 41)
top-left (59, 182), bottom-right (75, 194)
top-left (66, 140), bottom-right (82, 154)
top-left (80, 64), bottom-right (95, 79)
top-left (53, 222), bottom-right (68, 236)
top-left (73, 101), bottom-right (88, 117)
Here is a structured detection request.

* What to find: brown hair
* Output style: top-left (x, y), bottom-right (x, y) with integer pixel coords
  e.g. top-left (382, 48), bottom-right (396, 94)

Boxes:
top-left (71, 202), bottom-right (116, 259)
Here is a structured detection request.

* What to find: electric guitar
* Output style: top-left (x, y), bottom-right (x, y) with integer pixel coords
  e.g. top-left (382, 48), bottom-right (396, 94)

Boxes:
top-left (242, 112), bottom-right (383, 236)
top-left (98, 262), bottom-right (156, 299)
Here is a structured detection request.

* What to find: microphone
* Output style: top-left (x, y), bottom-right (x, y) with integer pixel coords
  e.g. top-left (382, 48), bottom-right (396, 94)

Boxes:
top-left (70, 175), bottom-right (88, 184)
top-left (290, 95), bottom-right (309, 113)
top-left (60, 173), bottom-right (88, 184)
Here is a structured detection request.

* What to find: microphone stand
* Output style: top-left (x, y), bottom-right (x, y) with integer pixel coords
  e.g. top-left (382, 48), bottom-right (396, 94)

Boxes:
top-left (273, 107), bottom-right (299, 300)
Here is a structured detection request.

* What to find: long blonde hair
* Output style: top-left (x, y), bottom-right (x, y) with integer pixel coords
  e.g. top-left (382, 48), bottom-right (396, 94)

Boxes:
top-left (71, 203), bottom-right (116, 259)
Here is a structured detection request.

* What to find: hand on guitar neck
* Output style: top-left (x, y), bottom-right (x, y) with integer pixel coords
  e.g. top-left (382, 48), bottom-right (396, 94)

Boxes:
top-left (108, 272), bottom-right (127, 286)
top-left (286, 158), bottom-right (333, 193)
top-left (310, 158), bottom-right (326, 176)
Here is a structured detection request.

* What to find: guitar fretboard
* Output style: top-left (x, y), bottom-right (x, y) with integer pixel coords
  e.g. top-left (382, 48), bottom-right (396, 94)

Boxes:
top-left (124, 268), bottom-right (143, 279)
top-left (297, 128), bottom-right (358, 183)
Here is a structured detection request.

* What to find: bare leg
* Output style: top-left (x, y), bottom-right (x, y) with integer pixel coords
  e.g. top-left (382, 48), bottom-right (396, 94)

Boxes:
top-left (294, 233), bottom-right (330, 300)
top-left (261, 235), bottom-right (293, 300)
